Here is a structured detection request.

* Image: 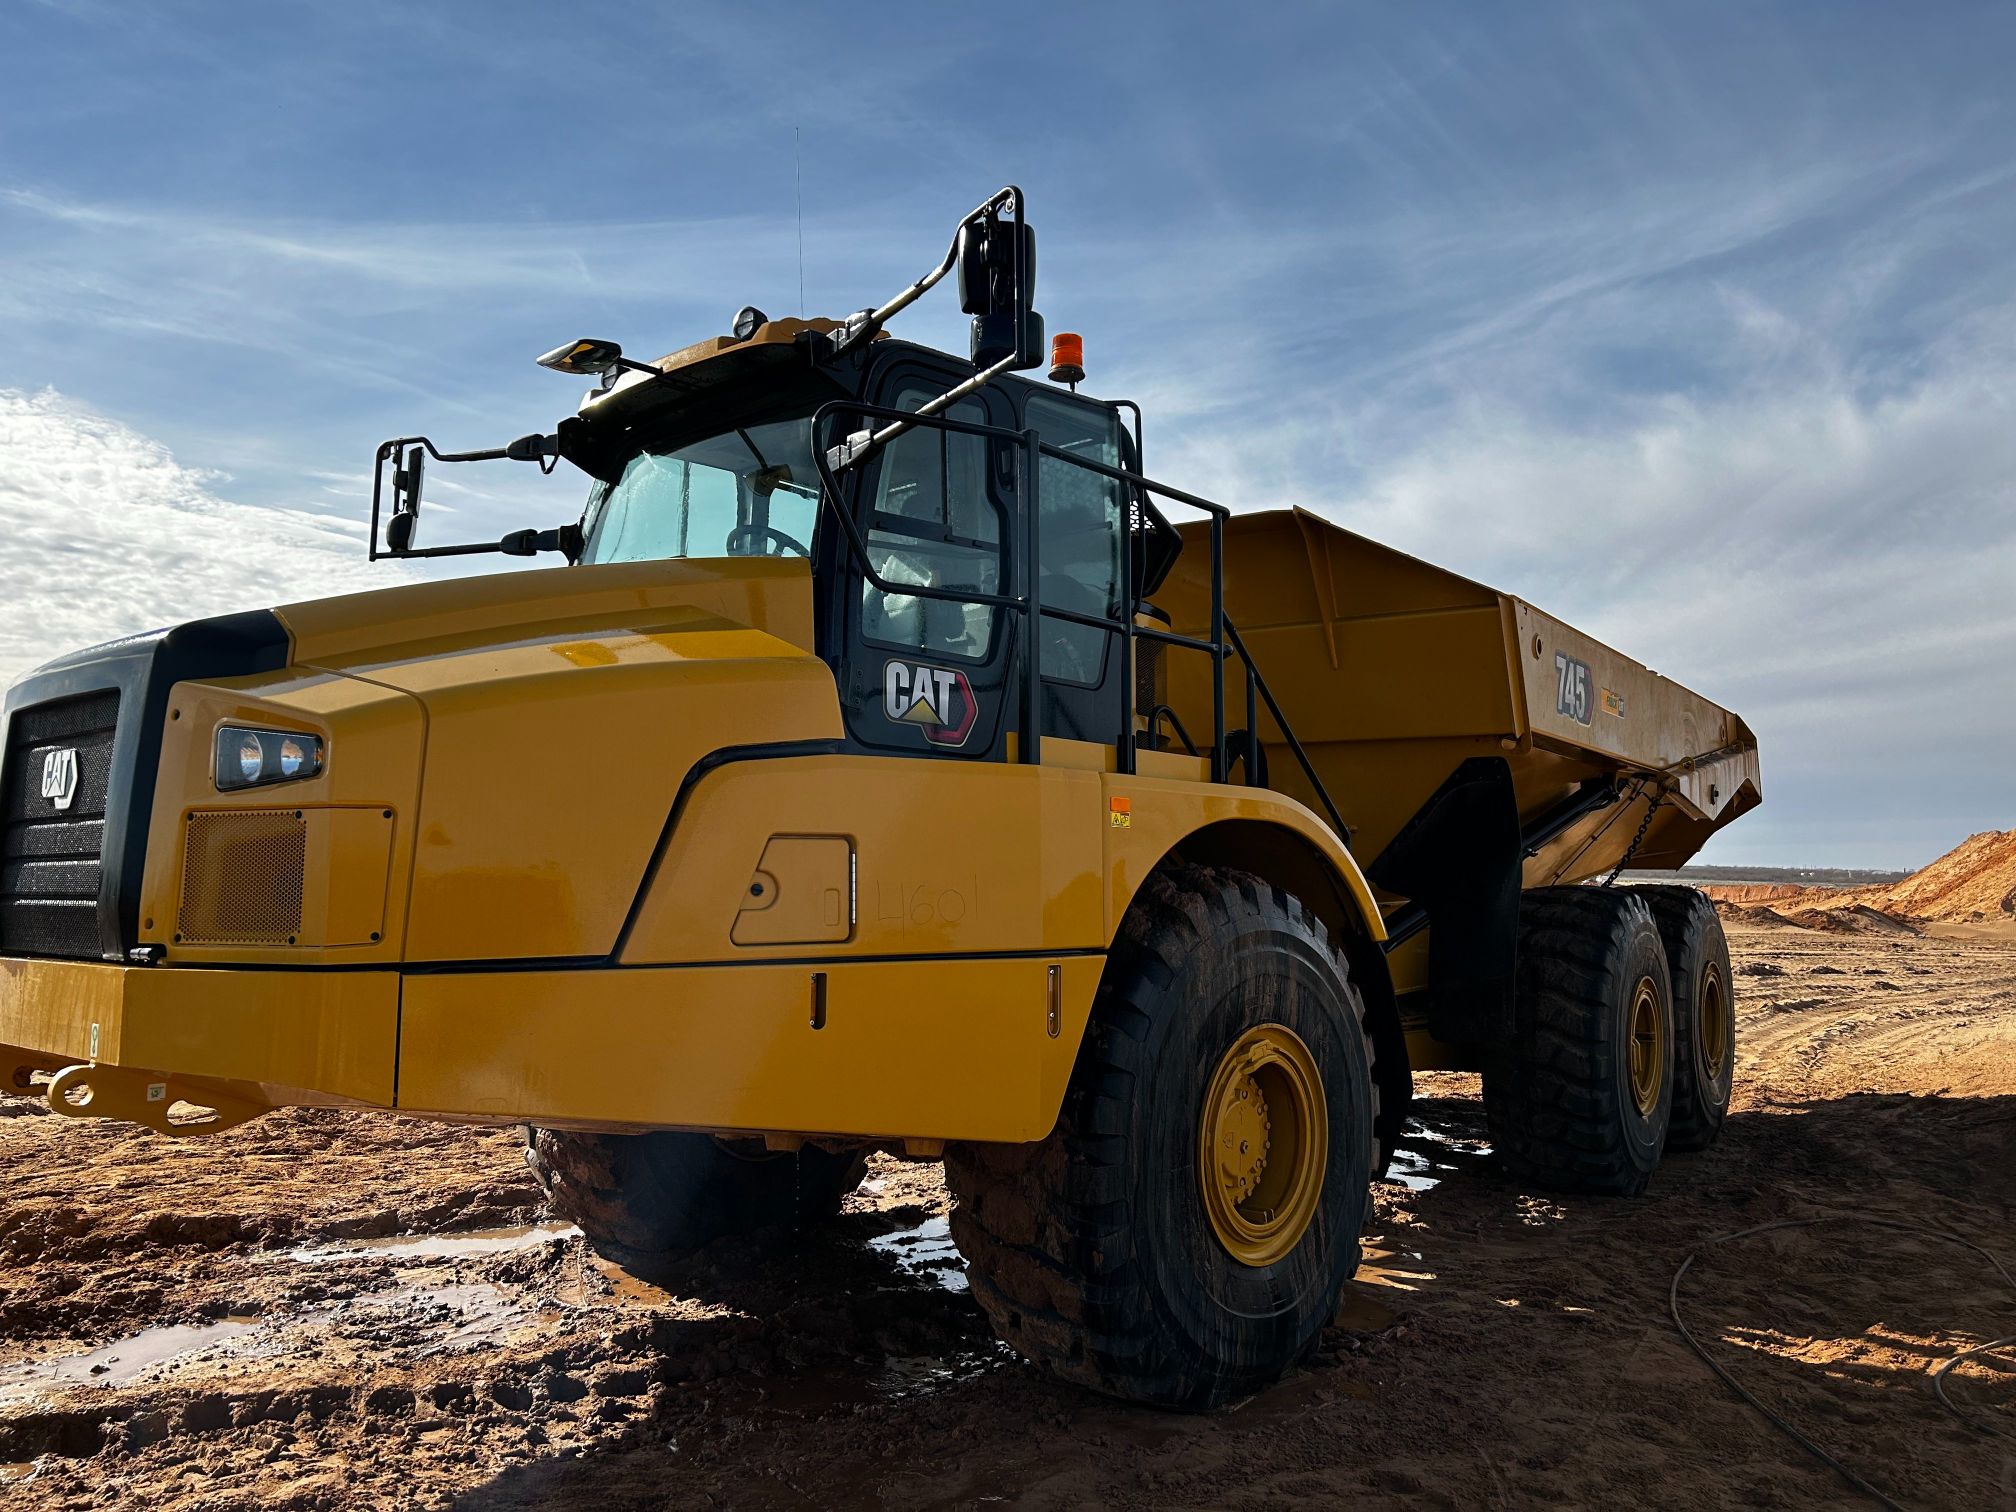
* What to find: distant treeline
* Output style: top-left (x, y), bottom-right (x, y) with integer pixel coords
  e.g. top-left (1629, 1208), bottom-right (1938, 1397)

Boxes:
top-left (1617, 865), bottom-right (1909, 889)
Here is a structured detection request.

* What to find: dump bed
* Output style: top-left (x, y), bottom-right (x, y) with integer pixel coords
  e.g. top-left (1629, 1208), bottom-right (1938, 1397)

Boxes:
top-left (1155, 509), bottom-right (1760, 892)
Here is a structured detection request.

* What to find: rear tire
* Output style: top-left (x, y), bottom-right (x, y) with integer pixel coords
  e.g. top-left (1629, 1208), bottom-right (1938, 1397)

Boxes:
top-left (525, 1129), bottom-right (868, 1275)
top-left (1483, 887), bottom-right (1673, 1195)
top-left (945, 864), bottom-right (1377, 1410)
top-left (1633, 886), bottom-right (1735, 1150)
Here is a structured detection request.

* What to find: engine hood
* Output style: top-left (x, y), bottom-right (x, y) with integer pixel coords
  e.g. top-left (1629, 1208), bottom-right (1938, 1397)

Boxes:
top-left (269, 556), bottom-right (839, 963)
top-left (273, 557), bottom-right (818, 676)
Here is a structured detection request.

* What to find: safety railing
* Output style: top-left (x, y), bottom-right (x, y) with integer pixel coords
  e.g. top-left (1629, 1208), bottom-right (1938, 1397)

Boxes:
top-left (810, 401), bottom-right (1351, 843)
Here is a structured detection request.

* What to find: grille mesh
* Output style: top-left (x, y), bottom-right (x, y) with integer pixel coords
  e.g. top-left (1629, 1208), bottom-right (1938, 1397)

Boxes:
top-left (177, 810), bottom-right (307, 945)
top-left (1, 690), bottom-right (120, 959)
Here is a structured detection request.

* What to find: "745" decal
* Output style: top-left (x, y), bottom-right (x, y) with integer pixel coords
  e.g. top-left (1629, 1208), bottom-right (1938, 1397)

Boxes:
top-left (1554, 651), bottom-right (1592, 726)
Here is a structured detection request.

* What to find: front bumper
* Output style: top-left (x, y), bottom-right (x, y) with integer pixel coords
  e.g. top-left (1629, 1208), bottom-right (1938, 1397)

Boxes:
top-left (0, 955), bottom-right (398, 1107)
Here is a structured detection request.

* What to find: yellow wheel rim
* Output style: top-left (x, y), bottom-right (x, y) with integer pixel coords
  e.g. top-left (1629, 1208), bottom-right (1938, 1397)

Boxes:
top-left (1627, 976), bottom-right (1666, 1117)
top-left (1699, 961), bottom-right (1731, 1074)
top-left (1198, 1023), bottom-right (1327, 1267)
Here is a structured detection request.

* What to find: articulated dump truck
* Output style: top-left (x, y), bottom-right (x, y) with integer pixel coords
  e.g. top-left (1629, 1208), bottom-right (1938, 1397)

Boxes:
top-left (0, 190), bottom-right (1759, 1408)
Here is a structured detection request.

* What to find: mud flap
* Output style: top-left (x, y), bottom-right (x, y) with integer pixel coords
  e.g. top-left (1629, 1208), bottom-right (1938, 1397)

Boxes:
top-left (1367, 756), bottom-right (1522, 1048)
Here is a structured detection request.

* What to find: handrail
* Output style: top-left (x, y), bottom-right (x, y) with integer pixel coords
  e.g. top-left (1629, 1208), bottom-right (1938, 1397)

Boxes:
top-left (1224, 618), bottom-right (1352, 843)
top-left (1146, 704), bottom-right (1201, 758)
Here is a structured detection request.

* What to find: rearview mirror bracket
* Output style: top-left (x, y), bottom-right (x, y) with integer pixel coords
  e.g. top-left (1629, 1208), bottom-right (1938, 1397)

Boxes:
top-left (368, 433), bottom-right (569, 562)
top-left (820, 187), bottom-right (1042, 474)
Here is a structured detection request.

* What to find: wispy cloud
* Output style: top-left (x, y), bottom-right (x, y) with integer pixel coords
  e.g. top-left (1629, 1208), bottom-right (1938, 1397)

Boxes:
top-left (0, 389), bottom-right (410, 683)
top-left (1153, 303), bottom-right (2016, 868)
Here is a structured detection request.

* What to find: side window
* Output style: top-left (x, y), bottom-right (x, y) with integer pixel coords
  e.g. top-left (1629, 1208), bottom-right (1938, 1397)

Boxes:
top-left (1026, 392), bottom-right (1125, 685)
top-left (860, 383), bottom-right (1002, 662)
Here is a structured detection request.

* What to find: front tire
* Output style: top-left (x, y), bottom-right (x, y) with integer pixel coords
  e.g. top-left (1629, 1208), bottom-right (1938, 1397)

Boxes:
top-left (1483, 887), bottom-right (1674, 1195)
top-left (946, 865), bottom-right (1377, 1409)
top-left (525, 1129), bottom-right (867, 1275)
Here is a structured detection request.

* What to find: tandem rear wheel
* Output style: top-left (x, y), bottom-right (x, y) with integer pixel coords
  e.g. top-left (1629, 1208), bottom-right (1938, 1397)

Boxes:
top-left (1484, 886), bottom-right (1685, 1195)
top-left (1632, 885), bottom-right (1737, 1150)
top-left (1481, 884), bottom-right (1737, 1196)
top-left (524, 1128), bottom-right (868, 1276)
top-left (945, 864), bottom-right (1379, 1410)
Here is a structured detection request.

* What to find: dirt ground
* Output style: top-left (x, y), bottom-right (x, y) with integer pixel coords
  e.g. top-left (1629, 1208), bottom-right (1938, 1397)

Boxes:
top-left (1, 915), bottom-right (2011, 1510)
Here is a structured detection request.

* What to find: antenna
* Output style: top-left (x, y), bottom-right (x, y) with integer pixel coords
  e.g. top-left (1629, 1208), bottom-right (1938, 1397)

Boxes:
top-left (795, 126), bottom-right (805, 317)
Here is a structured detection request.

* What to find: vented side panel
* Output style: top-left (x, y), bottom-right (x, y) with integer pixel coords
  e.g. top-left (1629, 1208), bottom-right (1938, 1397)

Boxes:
top-left (178, 810), bottom-right (307, 945)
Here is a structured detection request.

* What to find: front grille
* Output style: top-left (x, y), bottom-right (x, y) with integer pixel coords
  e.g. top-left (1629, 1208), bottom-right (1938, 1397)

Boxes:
top-left (177, 810), bottom-right (307, 945)
top-left (0, 690), bottom-right (120, 959)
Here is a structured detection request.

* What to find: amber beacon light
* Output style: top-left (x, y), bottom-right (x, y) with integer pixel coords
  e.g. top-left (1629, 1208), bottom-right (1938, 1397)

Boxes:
top-left (1048, 331), bottom-right (1085, 387)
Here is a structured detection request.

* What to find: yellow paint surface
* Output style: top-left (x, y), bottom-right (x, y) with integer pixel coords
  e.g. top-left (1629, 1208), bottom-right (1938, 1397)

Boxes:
top-left (624, 755), bottom-right (1105, 963)
top-left (0, 957), bottom-right (398, 1104)
top-left (398, 955), bottom-right (1104, 1141)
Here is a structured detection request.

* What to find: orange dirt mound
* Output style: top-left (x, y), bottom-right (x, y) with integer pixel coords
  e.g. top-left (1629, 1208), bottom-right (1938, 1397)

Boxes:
top-left (1709, 829), bottom-right (2016, 931)
top-left (1787, 905), bottom-right (1921, 936)
top-left (1872, 828), bottom-right (2016, 923)
top-left (1705, 885), bottom-right (1814, 905)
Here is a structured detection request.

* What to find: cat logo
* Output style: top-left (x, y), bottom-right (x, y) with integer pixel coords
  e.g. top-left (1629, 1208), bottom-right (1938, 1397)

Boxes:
top-left (40, 747), bottom-right (79, 811)
top-left (883, 659), bottom-right (978, 747)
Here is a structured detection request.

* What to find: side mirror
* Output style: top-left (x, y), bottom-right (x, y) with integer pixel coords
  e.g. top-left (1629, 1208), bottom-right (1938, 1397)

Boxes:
top-left (386, 443), bottom-right (424, 552)
top-left (957, 216), bottom-right (1041, 370)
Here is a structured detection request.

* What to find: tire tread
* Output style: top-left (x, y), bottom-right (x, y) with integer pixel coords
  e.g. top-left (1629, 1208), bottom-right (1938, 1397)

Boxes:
top-left (1483, 887), bottom-right (1670, 1195)
top-left (946, 863), bottom-right (1377, 1408)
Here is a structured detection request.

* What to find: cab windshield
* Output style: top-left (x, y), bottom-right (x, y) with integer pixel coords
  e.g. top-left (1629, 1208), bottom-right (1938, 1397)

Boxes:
top-left (579, 414), bottom-right (821, 565)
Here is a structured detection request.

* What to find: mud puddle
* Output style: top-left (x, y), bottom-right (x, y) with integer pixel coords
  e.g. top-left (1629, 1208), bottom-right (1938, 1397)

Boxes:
top-left (0, 1276), bottom-right (533, 1410)
top-left (0, 1320), bottom-right (262, 1403)
top-left (287, 1221), bottom-right (579, 1264)
top-left (867, 1214), bottom-right (968, 1292)
top-left (1384, 1120), bottom-right (1491, 1191)
top-left (367, 1281), bottom-right (528, 1354)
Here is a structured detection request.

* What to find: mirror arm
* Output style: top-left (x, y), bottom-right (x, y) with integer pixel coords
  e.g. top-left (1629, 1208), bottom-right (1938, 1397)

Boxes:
top-left (824, 348), bottom-right (1024, 474)
top-left (369, 432), bottom-right (567, 560)
top-left (498, 523), bottom-right (584, 560)
top-left (824, 186), bottom-right (1022, 362)
top-left (387, 522), bottom-right (582, 563)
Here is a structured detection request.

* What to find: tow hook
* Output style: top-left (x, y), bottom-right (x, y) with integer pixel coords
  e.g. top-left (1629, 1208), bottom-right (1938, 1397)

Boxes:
top-left (46, 1063), bottom-right (270, 1138)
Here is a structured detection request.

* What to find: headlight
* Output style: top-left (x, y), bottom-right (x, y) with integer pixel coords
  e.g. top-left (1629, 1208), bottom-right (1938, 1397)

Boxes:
top-left (215, 727), bottom-right (325, 791)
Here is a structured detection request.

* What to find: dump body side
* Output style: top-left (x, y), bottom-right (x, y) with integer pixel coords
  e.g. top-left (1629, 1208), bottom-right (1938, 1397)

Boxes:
top-left (1154, 509), bottom-right (1759, 891)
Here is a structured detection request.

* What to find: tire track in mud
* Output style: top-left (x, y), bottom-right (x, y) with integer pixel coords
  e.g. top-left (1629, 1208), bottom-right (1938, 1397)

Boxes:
top-left (1730, 925), bottom-right (2016, 1102)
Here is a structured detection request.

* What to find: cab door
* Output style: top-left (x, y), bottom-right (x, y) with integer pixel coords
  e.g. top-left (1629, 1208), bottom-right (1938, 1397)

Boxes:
top-left (1019, 387), bottom-right (1130, 748)
top-left (836, 358), bottom-right (1020, 759)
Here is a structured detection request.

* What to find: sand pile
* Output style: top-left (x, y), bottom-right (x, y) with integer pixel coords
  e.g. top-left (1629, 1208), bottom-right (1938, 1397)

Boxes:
top-left (1785, 904), bottom-right (1921, 935)
top-left (1707, 828), bottom-right (2016, 930)
top-left (1870, 828), bottom-right (2016, 922)
top-left (1704, 884), bottom-right (1814, 906)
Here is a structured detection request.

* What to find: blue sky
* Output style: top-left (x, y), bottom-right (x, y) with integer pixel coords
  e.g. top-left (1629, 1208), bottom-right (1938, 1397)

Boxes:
top-left (2, 2), bottom-right (2011, 868)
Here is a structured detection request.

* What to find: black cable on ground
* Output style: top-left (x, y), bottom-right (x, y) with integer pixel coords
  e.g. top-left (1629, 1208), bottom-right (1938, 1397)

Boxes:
top-left (1930, 1334), bottom-right (2016, 1444)
top-left (1669, 1214), bottom-right (2016, 1511)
